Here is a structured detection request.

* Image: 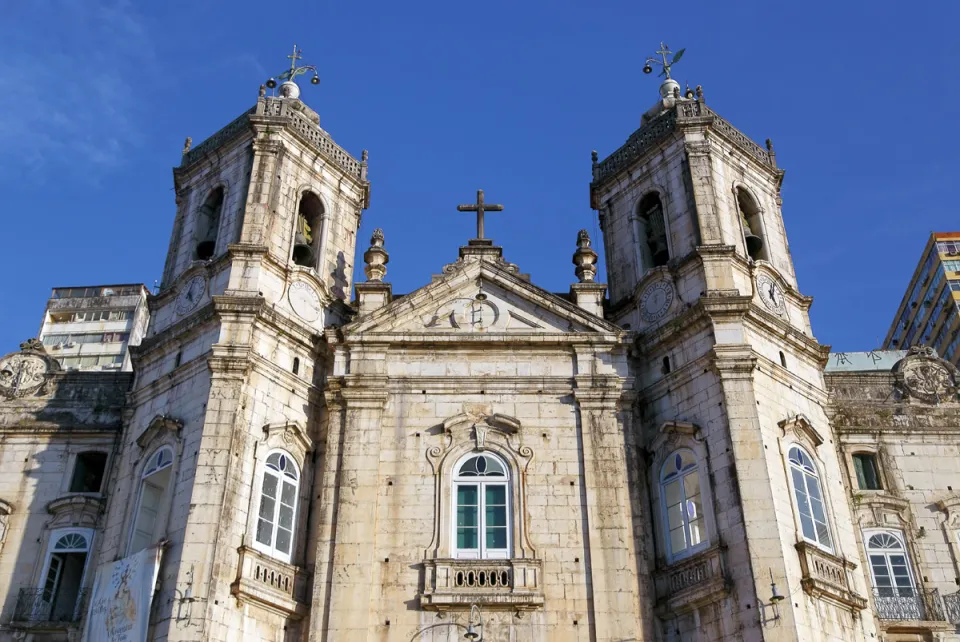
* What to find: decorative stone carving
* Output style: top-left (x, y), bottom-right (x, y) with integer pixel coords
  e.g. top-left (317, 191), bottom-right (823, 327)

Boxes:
top-left (639, 279), bottom-right (675, 323)
top-left (263, 420), bottom-right (313, 464)
top-left (894, 346), bottom-right (959, 403)
top-left (778, 414), bottom-right (824, 449)
top-left (363, 228), bottom-right (389, 282)
top-left (653, 545), bottom-right (728, 617)
top-left (0, 340), bottom-right (59, 399)
top-left (572, 230), bottom-right (598, 283)
top-left (422, 298), bottom-right (502, 331)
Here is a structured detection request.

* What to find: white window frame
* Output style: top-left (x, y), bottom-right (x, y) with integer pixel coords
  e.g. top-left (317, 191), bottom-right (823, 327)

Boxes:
top-left (252, 450), bottom-right (300, 563)
top-left (787, 445), bottom-right (833, 551)
top-left (128, 446), bottom-right (174, 555)
top-left (864, 530), bottom-right (917, 598)
top-left (37, 528), bottom-right (94, 620)
top-left (452, 452), bottom-right (511, 560)
top-left (659, 449), bottom-right (708, 562)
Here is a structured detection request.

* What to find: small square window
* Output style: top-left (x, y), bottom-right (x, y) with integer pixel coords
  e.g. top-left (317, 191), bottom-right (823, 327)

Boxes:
top-left (853, 453), bottom-right (882, 490)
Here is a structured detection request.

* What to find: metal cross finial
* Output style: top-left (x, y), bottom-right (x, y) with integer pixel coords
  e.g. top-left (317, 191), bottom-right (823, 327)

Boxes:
top-left (643, 42), bottom-right (685, 80)
top-left (457, 189), bottom-right (504, 240)
top-left (287, 44), bottom-right (303, 76)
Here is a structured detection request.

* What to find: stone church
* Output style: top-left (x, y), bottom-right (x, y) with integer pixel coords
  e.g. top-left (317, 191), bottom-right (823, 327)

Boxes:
top-left (3, 48), bottom-right (960, 642)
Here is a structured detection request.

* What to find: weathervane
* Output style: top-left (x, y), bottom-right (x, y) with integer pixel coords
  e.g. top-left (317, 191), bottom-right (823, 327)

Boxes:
top-left (266, 44), bottom-right (320, 91)
top-left (642, 42), bottom-right (685, 79)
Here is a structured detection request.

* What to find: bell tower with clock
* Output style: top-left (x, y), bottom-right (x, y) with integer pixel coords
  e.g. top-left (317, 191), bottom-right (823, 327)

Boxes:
top-left (590, 45), bottom-right (876, 640)
top-left (95, 47), bottom-right (370, 642)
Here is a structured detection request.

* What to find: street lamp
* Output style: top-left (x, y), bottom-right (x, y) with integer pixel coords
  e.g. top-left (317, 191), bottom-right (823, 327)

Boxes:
top-left (463, 603), bottom-right (483, 640)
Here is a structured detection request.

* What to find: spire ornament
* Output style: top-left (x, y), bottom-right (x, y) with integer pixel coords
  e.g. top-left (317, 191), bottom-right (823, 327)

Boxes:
top-left (572, 229), bottom-right (598, 283)
top-left (363, 228), bottom-right (389, 282)
top-left (642, 42), bottom-right (685, 80)
top-left (265, 44), bottom-right (320, 100)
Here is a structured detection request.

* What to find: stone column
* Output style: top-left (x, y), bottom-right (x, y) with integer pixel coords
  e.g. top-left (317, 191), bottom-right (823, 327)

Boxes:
top-left (573, 381), bottom-right (645, 641)
top-left (311, 379), bottom-right (388, 640)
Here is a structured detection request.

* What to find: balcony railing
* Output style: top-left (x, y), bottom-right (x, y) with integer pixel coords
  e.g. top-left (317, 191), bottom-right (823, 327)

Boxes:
top-left (13, 587), bottom-right (89, 624)
top-left (230, 546), bottom-right (308, 618)
top-left (794, 542), bottom-right (867, 611)
top-left (873, 587), bottom-right (945, 622)
top-left (653, 545), bottom-right (728, 616)
top-left (421, 558), bottom-right (544, 612)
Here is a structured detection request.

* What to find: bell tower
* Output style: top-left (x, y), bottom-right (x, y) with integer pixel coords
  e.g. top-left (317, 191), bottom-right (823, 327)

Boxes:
top-left (591, 45), bottom-right (877, 641)
top-left (96, 47), bottom-right (370, 642)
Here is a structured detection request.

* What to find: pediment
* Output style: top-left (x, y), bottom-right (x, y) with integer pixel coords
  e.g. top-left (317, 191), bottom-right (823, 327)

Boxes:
top-left (347, 261), bottom-right (621, 338)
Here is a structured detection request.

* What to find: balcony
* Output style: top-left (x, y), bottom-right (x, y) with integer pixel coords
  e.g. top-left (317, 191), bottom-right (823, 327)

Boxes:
top-left (10, 587), bottom-right (89, 628)
top-left (230, 546), bottom-right (308, 618)
top-left (654, 545), bottom-right (729, 616)
top-left (420, 559), bottom-right (544, 613)
top-left (794, 542), bottom-right (867, 611)
top-left (873, 587), bottom-right (948, 623)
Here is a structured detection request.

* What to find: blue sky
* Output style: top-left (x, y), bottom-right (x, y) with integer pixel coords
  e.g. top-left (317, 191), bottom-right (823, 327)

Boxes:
top-left (1, 0), bottom-right (958, 353)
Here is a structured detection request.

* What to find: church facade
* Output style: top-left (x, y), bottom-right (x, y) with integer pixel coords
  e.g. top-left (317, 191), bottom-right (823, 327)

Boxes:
top-left (2, 52), bottom-right (960, 642)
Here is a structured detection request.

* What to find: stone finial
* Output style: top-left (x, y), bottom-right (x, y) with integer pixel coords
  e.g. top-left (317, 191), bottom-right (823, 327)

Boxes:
top-left (591, 150), bottom-right (598, 165)
top-left (695, 84), bottom-right (704, 101)
top-left (363, 228), bottom-right (389, 282)
top-left (182, 137), bottom-right (192, 155)
top-left (259, 84), bottom-right (266, 98)
top-left (362, 149), bottom-right (369, 162)
top-left (672, 86), bottom-right (681, 99)
top-left (766, 138), bottom-right (774, 153)
top-left (19, 338), bottom-right (45, 353)
top-left (572, 229), bottom-right (598, 283)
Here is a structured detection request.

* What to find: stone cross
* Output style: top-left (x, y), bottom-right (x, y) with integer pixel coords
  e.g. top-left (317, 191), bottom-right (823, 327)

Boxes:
top-left (457, 189), bottom-right (504, 240)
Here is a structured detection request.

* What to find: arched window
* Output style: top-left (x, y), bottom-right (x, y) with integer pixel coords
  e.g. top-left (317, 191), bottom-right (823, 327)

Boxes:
top-left (736, 187), bottom-right (767, 261)
top-left (129, 447), bottom-right (174, 554)
top-left (293, 192), bottom-right (324, 268)
top-left (660, 450), bottom-right (706, 559)
top-left (788, 446), bottom-right (832, 549)
top-left (195, 187), bottom-right (225, 260)
top-left (636, 193), bottom-right (669, 270)
top-left (254, 451), bottom-right (300, 562)
top-left (779, 351), bottom-right (787, 369)
top-left (453, 453), bottom-right (510, 559)
top-left (866, 531), bottom-right (916, 599)
top-left (37, 529), bottom-right (92, 621)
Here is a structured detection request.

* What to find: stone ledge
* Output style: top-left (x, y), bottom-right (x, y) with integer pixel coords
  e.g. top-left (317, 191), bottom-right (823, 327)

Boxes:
top-left (654, 545), bottom-right (729, 617)
top-left (795, 541), bottom-right (867, 612)
top-left (230, 546), bottom-right (308, 619)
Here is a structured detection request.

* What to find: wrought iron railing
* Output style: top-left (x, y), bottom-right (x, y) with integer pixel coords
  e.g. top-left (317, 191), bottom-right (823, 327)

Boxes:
top-left (943, 591), bottom-right (960, 623)
top-left (13, 587), bottom-right (90, 623)
top-left (872, 587), bottom-right (945, 621)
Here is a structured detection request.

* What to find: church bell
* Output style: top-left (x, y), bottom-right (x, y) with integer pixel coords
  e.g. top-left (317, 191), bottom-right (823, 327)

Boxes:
top-left (195, 239), bottom-right (215, 261)
top-left (293, 233), bottom-right (314, 266)
top-left (745, 231), bottom-right (764, 258)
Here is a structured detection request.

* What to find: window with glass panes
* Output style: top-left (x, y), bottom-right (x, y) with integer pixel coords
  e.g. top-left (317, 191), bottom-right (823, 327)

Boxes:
top-left (453, 454), bottom-right (510, 559)
top-left (660, 450), bottom-right (706, 560)
top-left (866, 532), bottom-right (916, 599)
top-left (254, 452), bottom-right (299, 562)
top-left (853, 453), bottom-right (882, 490)
top-left (788, 446), bottom-right (832, 549)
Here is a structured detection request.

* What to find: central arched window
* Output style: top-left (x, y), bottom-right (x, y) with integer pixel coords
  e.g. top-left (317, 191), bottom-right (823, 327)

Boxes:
top-left (292, 192), bottom-right (324, 268)
top-left (736, 187), bottom-right (767, 261)
top-left (254, 451), bottom-right (300, 562)
top-left (866, 531), bottom-right (916, 598)
top-left (788, 446), bottom-right (832, 549)
top-left (129, 447), bottom-right (174, 554)
top-left (660, 450), bottom-right (706, 559)
top-left (637, 192), bottom-right (670, 271)
top-left (453, 453), bottom-right (510, 559)
top-left (195, 187), bottom-right (225, 260)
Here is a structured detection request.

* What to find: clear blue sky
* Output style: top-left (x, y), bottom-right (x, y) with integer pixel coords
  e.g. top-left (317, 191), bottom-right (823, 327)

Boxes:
top-left (2, 0), bottom-right (958, 353)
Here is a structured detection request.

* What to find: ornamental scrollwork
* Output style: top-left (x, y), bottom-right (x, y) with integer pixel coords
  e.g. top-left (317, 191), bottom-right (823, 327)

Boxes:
top-left (893, 346), bottom-right (959, 404)
top-left (0, 340), bottom-right (60, 399)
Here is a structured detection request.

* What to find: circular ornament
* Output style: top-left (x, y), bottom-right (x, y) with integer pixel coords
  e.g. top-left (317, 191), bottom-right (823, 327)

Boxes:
top-left (288, 281), bottom-right (322, 322)
top-left (756, 273), bottom-right (786, 315)
top-left (901, 358), bottom-right (956, 402)
top-left (0, 353), bottom-right (50, 398)
top-left (455, 298), bottom-right (500, 331)
top-left (639, 281), bottom-right (674, 323)
top-left (175, 276), bottom-right (207, 316)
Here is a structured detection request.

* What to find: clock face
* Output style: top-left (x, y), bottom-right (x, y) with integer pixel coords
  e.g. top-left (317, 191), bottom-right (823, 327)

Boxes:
top-left (756, 274), bottom-right (786, 315)
top-left (175, 276), bottom-right (206, 316)
top-left (288, 281), bottom-right (322, 322)
top-left (639, 281), bottom-right (674, 323)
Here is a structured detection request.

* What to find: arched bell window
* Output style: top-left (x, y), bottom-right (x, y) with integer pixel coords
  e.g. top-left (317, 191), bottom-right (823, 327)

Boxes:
top-left (254, 451), bottom-right (300, 562)
top-left (195, 187), bottom-right (225, 260)
top-left (637, 192), bottom-right (669, 271)
top-left (660, 450), bottom-right (707, 560)
top-left (129, 446), bottom-right (174, 554)
top-left (453, 453), bottom-right (510, 559)
top-left (788, 445), bottom-right (832, 550)
top-left (293, 192), bottom-right (324, 268)
top-left (736, 187), bottom-right (767, 261)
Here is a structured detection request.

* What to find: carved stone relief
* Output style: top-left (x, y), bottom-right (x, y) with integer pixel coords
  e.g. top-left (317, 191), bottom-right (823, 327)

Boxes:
top-left (0, 340), bottom-right (60, 399)
top-left (894, 346), bottom-right (959, 403)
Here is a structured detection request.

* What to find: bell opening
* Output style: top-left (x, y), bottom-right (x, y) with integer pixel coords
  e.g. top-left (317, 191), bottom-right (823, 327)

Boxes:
top-left (196, 240), bottom-right (215, 261)
top-left (293, 244), bottom-right (314, 267)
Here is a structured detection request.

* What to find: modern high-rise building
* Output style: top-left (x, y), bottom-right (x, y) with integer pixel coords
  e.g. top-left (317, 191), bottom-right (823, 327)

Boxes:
top-left (884, 232), bottom-right (960, 364)
top-left (38, 284), bottom-right (150, 371)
